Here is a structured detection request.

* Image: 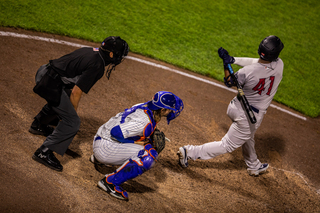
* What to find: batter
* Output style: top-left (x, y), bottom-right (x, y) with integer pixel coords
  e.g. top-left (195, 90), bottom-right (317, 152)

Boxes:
top-left (178, 35), bottom-right (284, 176)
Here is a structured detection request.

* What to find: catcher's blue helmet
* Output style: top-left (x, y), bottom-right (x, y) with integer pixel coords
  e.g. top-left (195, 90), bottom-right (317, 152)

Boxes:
top-left (148, 91), bottom-right (184, 124)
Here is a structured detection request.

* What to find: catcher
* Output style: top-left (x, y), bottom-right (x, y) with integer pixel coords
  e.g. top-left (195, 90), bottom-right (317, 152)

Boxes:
top-left (90, 91), bottom-right (184, 201)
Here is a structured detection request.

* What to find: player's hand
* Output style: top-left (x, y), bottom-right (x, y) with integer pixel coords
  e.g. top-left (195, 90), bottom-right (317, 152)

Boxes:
top-left (218, 47), bottom-right (230, 58)
top-left (134, 140), bottom-right (149, 146)
top-left (218, 47), bottom-right (235, 65)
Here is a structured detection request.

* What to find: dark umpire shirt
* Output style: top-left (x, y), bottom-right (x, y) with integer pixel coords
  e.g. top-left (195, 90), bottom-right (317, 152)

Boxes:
top-left (50, 47), bottom-right (109, 94)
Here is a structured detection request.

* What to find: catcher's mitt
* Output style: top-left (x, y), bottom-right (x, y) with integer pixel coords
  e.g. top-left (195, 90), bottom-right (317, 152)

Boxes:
top-left (151, 129), bottom-right (166, 154)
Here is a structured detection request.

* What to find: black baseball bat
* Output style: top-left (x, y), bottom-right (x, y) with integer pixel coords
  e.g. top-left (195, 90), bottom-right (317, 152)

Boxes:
top-left (227, 64), bottom-right (257, 124)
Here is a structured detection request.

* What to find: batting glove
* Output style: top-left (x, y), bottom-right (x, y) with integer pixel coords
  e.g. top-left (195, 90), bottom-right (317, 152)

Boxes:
top-left (218, 47), bottom-right (235, 67)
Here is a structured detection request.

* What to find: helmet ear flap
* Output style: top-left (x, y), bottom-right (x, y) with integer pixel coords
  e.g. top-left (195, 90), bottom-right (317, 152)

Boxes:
top-left (113, 37), bottom-right (129, 59)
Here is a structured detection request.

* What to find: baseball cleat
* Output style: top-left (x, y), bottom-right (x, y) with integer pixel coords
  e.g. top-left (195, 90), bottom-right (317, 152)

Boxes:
top-left (29, 119), bottom-right (54, 136)
top-left (98, 177), bottom-right (128, 201)
top-left (32, 148), bottom-right (63, 172)
top-left (89, 155), bottom-right (115, 167)
top-left (177, 146), bottom-right (188, 168)
top-left (247, 163), bottom-right (269, 176)
top-left (89, 154), bottom-right (103, 165)
top-left (29, 125), bottom-right (54, 137)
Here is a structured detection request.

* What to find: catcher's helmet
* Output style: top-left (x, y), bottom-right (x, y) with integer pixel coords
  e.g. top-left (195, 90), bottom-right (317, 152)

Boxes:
top-left (101, 36), bottom-right (129, 65)
top-left (258, 35), bottom-right (284, 61)
top-left (148, 91), bottom-right (184, 124)
top-left (148, 91), bottom-right (176, 111)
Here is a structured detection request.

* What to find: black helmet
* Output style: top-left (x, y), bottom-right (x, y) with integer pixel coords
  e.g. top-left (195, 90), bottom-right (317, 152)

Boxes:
top-left (101, 36), bottom-right (129, 65)
top-left (258, 35), bottom-right (284, 61)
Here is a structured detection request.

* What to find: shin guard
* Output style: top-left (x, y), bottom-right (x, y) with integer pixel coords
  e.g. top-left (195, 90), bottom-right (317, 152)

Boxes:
top-left (106, 144), bottom-right (158, 186)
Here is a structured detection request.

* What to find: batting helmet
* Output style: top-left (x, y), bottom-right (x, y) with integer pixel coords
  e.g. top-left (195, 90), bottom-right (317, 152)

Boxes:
top-left (148, 91), bottom-right (184, 124)
top-left (258, 35), bottom-right (284, 62)
top-left (101, 36), bottom-right (129, 65)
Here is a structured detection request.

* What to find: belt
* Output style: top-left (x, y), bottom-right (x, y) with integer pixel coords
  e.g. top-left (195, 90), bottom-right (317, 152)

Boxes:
top-left (236, 96), bottom-right (259, 113)
top-left (250, 105), bottom-right (259, 114)
top-left (94, 136), bottom-right (102, 141)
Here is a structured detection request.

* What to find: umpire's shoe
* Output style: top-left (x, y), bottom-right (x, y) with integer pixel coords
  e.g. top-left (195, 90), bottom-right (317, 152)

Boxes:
top-left (29, 119), bottom-right (54, 137)
top-left (98, 176), bottom-right (128, 201)
top-left (32, 148), bottom-right (63, 172)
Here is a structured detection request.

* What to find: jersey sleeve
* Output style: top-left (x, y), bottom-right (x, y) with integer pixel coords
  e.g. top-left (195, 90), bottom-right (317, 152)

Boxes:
top-left (234, 57), bottom-right (259, 67)
top-left (75, 63), bottom-right (104, 93)
top-left (108, 109), bottom-right (154, 143)
top-left (110, 125), bottom-right (135, 143)
top-left (119, 120), bottom-right (150, 139)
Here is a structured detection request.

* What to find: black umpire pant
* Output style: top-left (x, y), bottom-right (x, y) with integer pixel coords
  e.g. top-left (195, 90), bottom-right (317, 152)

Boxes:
top-left (35, 65), bottom-right (80, 156)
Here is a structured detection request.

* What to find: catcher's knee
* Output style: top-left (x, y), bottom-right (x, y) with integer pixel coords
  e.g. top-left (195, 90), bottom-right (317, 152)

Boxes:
top-left (138, 144), bottom-right (158, 170)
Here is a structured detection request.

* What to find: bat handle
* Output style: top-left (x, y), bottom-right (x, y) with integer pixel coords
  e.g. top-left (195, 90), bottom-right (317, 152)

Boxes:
top-left (227, 64), bottom-right (234, 75)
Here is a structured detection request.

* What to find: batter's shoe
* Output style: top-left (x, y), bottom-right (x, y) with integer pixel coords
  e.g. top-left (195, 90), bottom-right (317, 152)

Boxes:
top-left (247, 163), bottom-right (269, 176)
top-left (32, 148), bottom-right (63, 172)
top-left (177, 146), bottom-right (188, 168)
top-left (29, 119), bottom-right (54, 137)
top-left (98, 177), bottom-right (128, 201)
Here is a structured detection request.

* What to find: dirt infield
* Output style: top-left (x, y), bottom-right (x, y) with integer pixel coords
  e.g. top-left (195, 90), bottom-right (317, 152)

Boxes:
top-left (0, 27), bottom-right (319, 213)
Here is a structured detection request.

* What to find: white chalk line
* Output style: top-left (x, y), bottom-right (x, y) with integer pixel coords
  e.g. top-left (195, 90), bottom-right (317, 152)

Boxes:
top-left (270, 166), bottom-right (319, 195)
top-left (0, 30), bottom-right (318, 195)
top-left (0, 30), bottom-right (307, 122)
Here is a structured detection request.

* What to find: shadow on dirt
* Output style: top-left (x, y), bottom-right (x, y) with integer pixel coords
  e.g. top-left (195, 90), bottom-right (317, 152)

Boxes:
top-left (63, 116), bottom-right (104, 159)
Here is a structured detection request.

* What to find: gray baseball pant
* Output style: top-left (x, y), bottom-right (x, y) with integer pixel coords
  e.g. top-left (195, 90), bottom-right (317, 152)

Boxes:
top-left (35, 64), bottom-right (80, 156)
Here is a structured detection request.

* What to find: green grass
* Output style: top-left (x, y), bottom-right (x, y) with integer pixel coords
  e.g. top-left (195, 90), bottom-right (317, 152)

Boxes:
top-left (1, 0), bottom-right (319, 117)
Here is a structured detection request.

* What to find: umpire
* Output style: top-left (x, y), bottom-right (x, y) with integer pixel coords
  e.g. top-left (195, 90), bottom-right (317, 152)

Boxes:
top-left (29, 36), bottom-right (129, 171)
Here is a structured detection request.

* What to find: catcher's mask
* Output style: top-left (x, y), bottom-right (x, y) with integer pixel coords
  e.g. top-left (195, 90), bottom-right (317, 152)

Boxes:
top-left (258, 35), bottom-right (284, 62)
top-left (101, 36), bottom-right (129, 79)
top-left (148, 91), bottom-right (184, 124)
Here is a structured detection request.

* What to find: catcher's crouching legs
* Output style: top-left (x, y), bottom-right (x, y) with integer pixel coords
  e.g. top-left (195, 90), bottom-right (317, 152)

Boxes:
top-left (98, 144), bottom-right (158, 201)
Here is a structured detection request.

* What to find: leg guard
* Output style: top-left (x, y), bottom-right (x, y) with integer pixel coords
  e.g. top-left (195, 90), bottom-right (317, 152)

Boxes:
top-left (106, 144), bottom-right (158, 186)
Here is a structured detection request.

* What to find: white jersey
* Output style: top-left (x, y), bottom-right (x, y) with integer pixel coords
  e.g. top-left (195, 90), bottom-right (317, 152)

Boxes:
top-left (93, 106), bottom-right (156, 165)
top-left (96, 108), bottom-right (153, 142)
top-left (234, 57), bottom-right (284, 110)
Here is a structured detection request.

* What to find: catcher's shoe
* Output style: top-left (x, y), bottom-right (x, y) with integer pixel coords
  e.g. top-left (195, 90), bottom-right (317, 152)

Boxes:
top-left (247, 163), bottom-right (269, 176)
top-left (177, 146), bottom-right (188, 168)
top-left (29, 119), bottom-right (54, 137)
top-left (32, 148), bottom-right (63, 172)
top-left (98, 177), bottom-right (128, 201)
top-left (89, 155), bottom-right (115, 168)
top-left (89, 155), bottom-right (103, 165)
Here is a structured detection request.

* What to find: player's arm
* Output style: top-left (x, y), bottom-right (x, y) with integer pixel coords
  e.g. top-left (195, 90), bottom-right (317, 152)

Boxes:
top-left (218, 47), bottom-right (237, 87)
top-left (223, 67), bottom-right (233, 87)
top-left (110, 126), bottom-right (135, 143)
top-left (233, 57), bottom-right (259, 67)
top-left (110, 122), bottom-right (152, 145)
top-left (218, 47), bottom-right (257, 124)
top-left (70, 85), bottom-right (83, 111)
